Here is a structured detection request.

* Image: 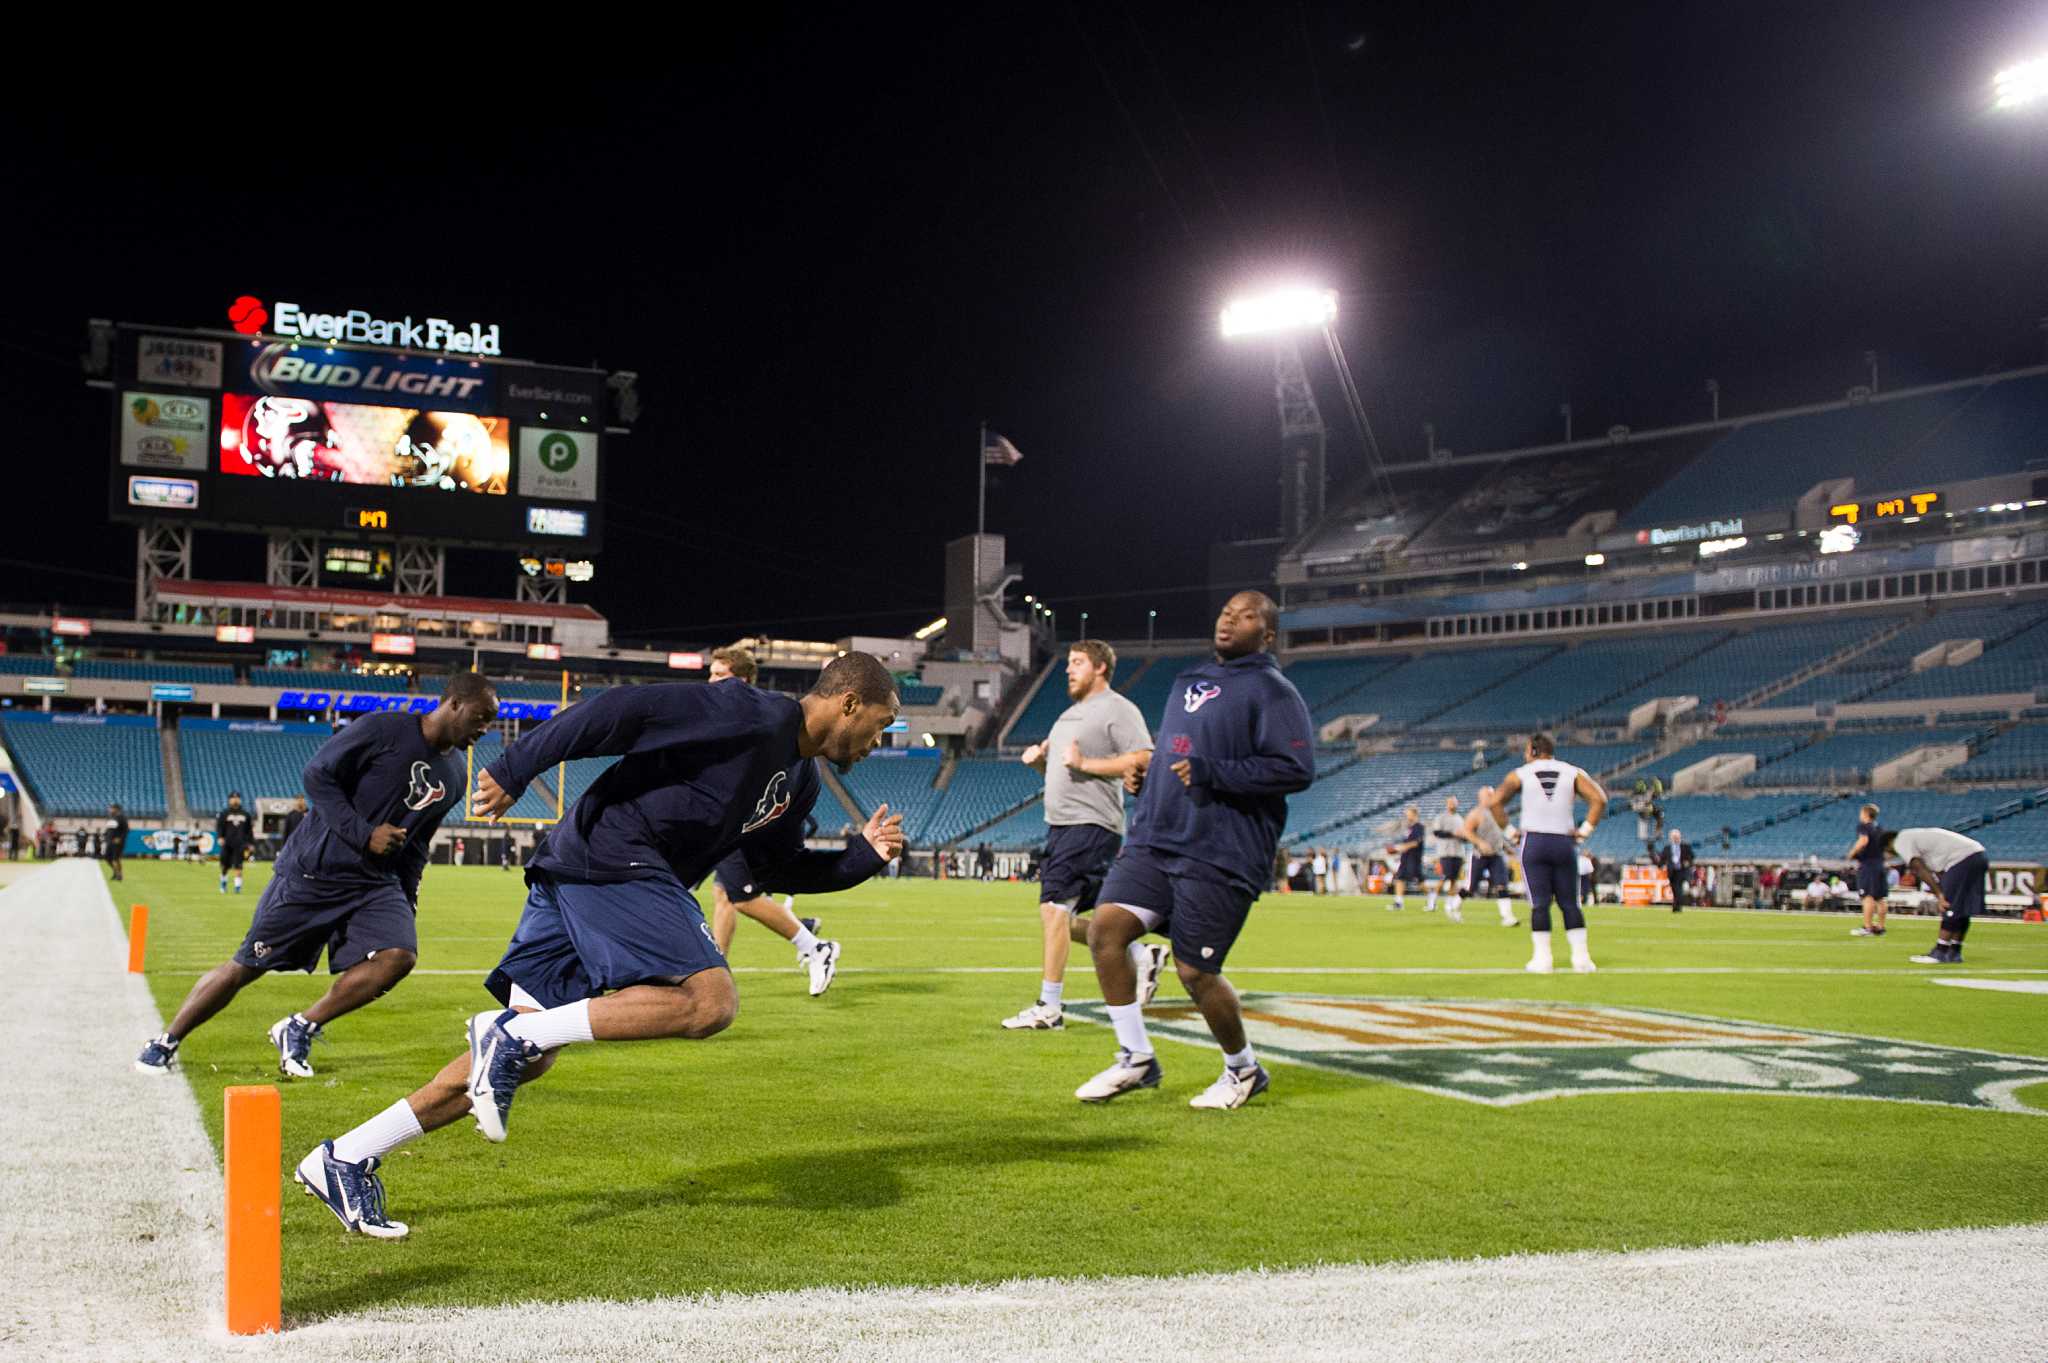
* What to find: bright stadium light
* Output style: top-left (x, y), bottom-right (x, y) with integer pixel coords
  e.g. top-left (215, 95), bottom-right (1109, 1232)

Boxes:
top-left (1220, 287), bottom-right (1338, 338)
top-left (1993, 55), bottom-right (2047, 109)
top-left (1583, 553), bottom-right (1606, 567)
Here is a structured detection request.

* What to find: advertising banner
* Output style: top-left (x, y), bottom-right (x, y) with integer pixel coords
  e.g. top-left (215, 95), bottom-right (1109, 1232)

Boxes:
top-left (500, 365), bottom-right (606, 420)
top-left (136, 335), bottom-right (223, 389)
top-left (219, 393), bottom-right (509, 494)
top-left (517, 428), bottom-right (598, 502)
top-left (233, 341), bottom-right (499, 415)
top-left (120, 392), bottom-right (212, 471)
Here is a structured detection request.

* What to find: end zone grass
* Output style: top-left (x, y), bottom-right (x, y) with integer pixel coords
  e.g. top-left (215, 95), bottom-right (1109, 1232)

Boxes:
top-left (114, 864), bottom-right (2048, 1323)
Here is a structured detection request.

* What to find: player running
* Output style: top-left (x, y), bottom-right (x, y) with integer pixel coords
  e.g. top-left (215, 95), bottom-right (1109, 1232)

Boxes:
top-left (1461, 786), bottom-right (1520, 926)
top-left (1481, 734), bottom-right (1607, 974)
top-left (1884, 826), bottom-right (1986, 965)
top-left (1846, 803), bottom-right (1889, 937)
top-left (702, 646), bottom-right (839, 993)
top-left (1386, 805), bottom-right (1424, 911)
top-left (1004, 639), bottom-right (1161, 1031)
top-left (135, 673), bottom-right (497, 1078)
top-left (295, 654), bottom-right (902, 1239)
top-left (216, 791), bottom-right (255, 894)
top-left (1073, 591), bottom-right (1314, 1111)
top-left (1424, 795), bottom-right (1465, 921)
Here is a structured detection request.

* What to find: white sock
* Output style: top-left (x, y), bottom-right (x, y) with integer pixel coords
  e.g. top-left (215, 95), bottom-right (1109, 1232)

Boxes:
top-left (1392, 896), bottom-right (1404, 908)
top-left (1107, 1002), bottom-right (1152, 1057)
top-left (331, 1099), bottom-right (424, 1165)
top-left (1529, 929), bottom-right (1553, 959)
top-left (1446, 896), bottom-right (1462, 916)
top-left (234, 876), bottom-right (243, 889)
top-left (1224, 1045), bottom-right (1257, 1070)
top-left (505, 998), bottom-right (594, 1051)
top-left (791, 925), bottom-right (820, 957)
top-left (1499, 899), bottom-right (1514, 919)
top-left (1039, 979), bottom-right (1064, 1008)
top-left (1426, 890), bottom-right (1439, 909)
top-left (1566, 927), bottom-right (1590, 957)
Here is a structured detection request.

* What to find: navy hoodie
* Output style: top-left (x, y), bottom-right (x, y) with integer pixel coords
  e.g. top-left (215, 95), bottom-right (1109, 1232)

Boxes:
top-left (276, 711), bottom-right (467, 904)
top-left (485, 681), bottom-right (881, 890)
top-left (1127, 652), bottom-right (1314, 890)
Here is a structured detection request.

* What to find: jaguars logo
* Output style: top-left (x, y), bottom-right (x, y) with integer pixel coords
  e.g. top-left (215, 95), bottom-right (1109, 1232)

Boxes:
top-left (405, 760), bottom-right (448, 812)
top-left (741, 770), bottom-right (791, 834)
top-left (1183, 681), bottom-right (1223, 713)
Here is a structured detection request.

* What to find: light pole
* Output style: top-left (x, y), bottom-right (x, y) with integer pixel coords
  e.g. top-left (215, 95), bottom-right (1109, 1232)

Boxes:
top-left (1079, 610), bottom-right (1088, 638)
top-left (1147, 609), bottom-right (1156, 648)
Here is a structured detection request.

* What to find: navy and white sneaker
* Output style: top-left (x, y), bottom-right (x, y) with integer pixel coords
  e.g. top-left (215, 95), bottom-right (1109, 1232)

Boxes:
top-left (1190, 1063), bottom-right (1271, 1110)
top-left (466, 1009), bottom-right (540, 1143)
top-left (1910, 944), bottom-right (1962, 965)
top-left (807, 940), bottom-right (841, 997)
top-left (134, 1034), bottom-right (179, 1075)
top-left (1075, 1049), bottom-right (1163, 1103)
top-left (295, 1141), bottom-right (408, 1239)
top-left (267, 1012), bottom-right (322, 1079)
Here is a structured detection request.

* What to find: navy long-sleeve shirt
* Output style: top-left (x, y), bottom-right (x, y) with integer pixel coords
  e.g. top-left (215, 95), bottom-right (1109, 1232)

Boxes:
top-left (485, 682), bottom-right (882, 891)
top-left (279, 711), bottom-right (467, 903)
top-left (1127, 652), bottom-right (1314, 890)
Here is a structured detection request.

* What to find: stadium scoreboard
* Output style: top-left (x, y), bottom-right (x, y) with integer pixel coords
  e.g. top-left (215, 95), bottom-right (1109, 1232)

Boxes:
top-left (107, 314), bottom-right (606, 552)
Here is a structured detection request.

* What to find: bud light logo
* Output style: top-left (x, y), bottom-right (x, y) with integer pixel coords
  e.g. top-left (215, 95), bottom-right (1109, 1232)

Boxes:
top-left (228, 295), bottom-right (269, 335)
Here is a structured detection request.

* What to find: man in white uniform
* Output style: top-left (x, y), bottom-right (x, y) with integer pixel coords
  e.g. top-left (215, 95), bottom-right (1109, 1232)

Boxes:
top-left (1882, 827), bottom-right (1988, 965)
top-left (1005, 640), bottom-right (1162, 1029)
top-left (1481, 734), bottom-right (1607, 974)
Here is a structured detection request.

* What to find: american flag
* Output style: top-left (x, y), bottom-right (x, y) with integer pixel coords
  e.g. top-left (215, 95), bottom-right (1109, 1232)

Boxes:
top-left (982, 431), bottom-right (1023, 467)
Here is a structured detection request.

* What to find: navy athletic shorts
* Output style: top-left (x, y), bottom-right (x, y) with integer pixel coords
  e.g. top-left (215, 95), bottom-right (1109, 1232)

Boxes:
top-left (713, 849), bottom-right (763, 901)
top-left (1469, 854), bottom-right (1510, 892)
top-left (1039, 823), bottom-right (1122, 913)
top-left (219, 842), bottom-right (250, 871)
top-left (486, 869), bottom-right (727, 1010)
top-left (1855, 862), bottom-right (1889, 899)
top-left (1518, 831), bottom-right (1579, 915)
top-left (1395, 853), bottom-right (1423, 882)
top-left (1096, 844), bottom-right (1257, 975)
top-left (1938, 852), bottom-right (1988, 926)
top-left (1436, 855), bottom-right (1464, 884)
top-left (232, 874), bottom-right (416, 974)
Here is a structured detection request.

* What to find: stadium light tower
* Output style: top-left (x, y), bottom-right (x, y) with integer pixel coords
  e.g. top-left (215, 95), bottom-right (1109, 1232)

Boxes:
top-left (1221, 286), bottom-right (1388, 541)
top-left (1993, 55), bottom-right (2046, 109)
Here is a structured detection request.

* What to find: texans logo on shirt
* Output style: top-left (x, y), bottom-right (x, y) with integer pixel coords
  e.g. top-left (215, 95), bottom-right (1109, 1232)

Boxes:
top-left (1183, 682), bottom-right (1223, 713)
top-left (405, 760), bottom-right (448, 812)
top-left (742, 770), bottom-right (791, 834)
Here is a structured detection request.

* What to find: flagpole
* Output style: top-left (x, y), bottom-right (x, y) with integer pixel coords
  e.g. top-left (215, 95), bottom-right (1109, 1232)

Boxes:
top-left (977, 420), bottom-right (987, 543)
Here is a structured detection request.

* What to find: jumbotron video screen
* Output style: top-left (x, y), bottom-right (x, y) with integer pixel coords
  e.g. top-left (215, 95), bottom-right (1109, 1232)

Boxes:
top-left (108, 312), bottom-right (606, 550)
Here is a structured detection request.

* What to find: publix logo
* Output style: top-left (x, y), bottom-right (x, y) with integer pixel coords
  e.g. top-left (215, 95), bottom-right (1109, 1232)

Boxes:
top-left (537, 431), bottom-right (580, 472)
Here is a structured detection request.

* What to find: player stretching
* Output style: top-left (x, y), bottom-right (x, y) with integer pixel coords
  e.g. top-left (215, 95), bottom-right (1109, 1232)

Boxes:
top-left (135, 674), bottom-right (497, 1078)
top-left (216, 791), bottom-right (254, 893)
top-left (703, 646), bottom-right (838, 992)
top-left (1885, 826), bottom-right (1986, 965)
top-left (1073, 591), bottom-right (1313, 1110)
top-left (1003, 639), bottom-right (1161, 1030)
top-left (1482, 734), bottom-right (1606, 974)
top-left (1424, 795), bottom-right (1465, 921)
top-left (296, 654), bottom-right (902, 1238)
top-left (1846, 802), bottom-right (1888, 937)
top-left (1386, 806), bottom-right (1424, 910)
top-left (1461, 786), bottom-right (1520, 926)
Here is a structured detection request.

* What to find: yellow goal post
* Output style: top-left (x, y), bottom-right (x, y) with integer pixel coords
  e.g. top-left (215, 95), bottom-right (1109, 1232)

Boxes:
top-left (464, 669), bottom-right (570, 826)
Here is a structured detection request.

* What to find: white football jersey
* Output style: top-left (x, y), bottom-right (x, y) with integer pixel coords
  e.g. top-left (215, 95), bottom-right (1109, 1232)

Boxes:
top-left (1514, 760), bottom-right (1586, 836)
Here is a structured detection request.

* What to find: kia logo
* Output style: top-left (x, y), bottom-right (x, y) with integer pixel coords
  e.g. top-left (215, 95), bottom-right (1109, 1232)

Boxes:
top-left (228, 295), bottom-right (269, 335)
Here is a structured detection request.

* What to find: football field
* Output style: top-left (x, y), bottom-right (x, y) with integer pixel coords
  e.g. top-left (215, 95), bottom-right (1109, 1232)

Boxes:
top-left (107, 859), bottom-right (2048, 1329)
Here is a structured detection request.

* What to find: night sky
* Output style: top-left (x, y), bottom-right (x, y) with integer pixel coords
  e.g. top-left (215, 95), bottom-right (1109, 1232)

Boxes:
top-left (7, 2), bottom-right (2045, 646)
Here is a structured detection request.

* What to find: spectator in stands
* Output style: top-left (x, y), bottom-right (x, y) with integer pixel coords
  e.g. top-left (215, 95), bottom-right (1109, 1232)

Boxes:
top-left (1652, 829), bottom-right (1694, 913)
top-left (1803, 876), bottom-right (1830, 908)
top-left (105, 803), bottom-right (128, 883)
top-left (1311, 848), bottom-right (1329, 895)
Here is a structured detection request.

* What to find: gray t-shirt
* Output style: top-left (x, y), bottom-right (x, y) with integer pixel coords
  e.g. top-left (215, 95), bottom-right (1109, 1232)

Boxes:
top-left (1428, 811), bottom-right (1465, 860)
top-left (1044, 688), bottom-right (1154, 834)
top-left (1467, 806), bottom-right (1510, 856)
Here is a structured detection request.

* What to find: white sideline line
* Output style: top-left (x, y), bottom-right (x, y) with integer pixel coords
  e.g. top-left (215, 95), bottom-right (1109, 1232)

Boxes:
top-left (1931, 978), bottom-right (2048, 995)
top-left (257, 1224), bottom-right (2048, 1362)
top-left (0, 861), bottom-right (225, 1353)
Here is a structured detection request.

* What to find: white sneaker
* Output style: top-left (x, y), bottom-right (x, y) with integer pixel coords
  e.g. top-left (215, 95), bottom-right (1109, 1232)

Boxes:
top-left (1500, 913), bottom-right (1519, 927)
top-left (1075, 1049), bottom-right (1162, 1102)
top-left (807, 940), bottom-right (840, 996)
top-left (1446, 905), bottom-right (1463, 923)
top-left (1524, 955), bottom-right (1554, 974)
top-left (1133, 944), bottom-right (1169, 1007)
top-left (1850, 927), bottom-right (1876, 937)
top-left (1189, 1063), bottom-right (1270, 1110)
top-left (1423, 903), bottom-right (1438, 914)
top-left (1000, 1001), bottom-right (1064, 1030)
top-left (1571, 954), bottom-right (1598, 974)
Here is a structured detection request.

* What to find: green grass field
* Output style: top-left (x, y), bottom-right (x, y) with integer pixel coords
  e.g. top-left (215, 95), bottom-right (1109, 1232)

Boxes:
top-left (114, 862), bottom-right (2048, 1324)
